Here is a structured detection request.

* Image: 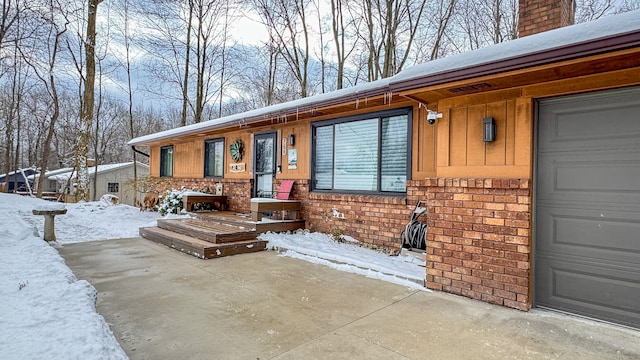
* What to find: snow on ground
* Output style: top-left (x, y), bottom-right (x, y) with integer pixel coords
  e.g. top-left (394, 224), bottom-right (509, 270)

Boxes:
top-left (0, 193), bottom-right (135, 359)
top-left (1, 192), bottom-right (426, 359)
top-left (262, 231), bottom-right (427, 290)
top-left (17, 195), bottom-right (162, 244)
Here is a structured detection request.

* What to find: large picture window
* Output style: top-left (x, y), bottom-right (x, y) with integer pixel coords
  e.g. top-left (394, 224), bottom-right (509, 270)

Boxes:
top-left (160, 145), bottom-right (173, 177)
top-left (204, 138), bottom-right (224, 177)
top-left (312, 108), bottom-right (410, 194)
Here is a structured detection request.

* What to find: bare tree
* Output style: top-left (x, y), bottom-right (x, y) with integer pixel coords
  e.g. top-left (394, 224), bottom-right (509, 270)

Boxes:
top-left (18, 0), bottom-right (69, 198)
top-left (75, 0), bottom-right (102, 202)
top-left (118, 0), bottom-right (139, 199)
top-left (329, 0), bottom-right (360, 90)
top-left (253, 0), bottom-right (312, 98)
top-left (136, 0), bottom-right (193, 124)
top-left (138, 0), bottom-right (236, 124)
top-left (182, 0), bottom-right (194, 126)
top-left (575, 0), bottom-right (640, 23)
top-left (354, 0), bottom-right (429, 80)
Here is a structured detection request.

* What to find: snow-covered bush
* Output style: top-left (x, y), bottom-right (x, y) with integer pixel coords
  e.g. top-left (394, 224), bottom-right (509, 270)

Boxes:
top-left (157, 187), bottom-right (186, 215)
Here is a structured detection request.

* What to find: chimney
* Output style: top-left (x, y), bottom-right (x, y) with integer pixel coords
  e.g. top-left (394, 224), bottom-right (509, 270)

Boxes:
top-left (518, 0), bottom-right (576, 37)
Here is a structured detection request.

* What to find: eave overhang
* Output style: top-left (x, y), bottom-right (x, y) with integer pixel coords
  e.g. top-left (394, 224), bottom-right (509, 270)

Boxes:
top-left (128, 10), bottom-right (640, 147)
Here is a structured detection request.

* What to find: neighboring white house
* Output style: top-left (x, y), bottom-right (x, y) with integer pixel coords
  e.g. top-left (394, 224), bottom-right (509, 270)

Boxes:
top-left (34, 162), bottom-right (149, 206)
top-left (29, 167), bottom-right (75, 195)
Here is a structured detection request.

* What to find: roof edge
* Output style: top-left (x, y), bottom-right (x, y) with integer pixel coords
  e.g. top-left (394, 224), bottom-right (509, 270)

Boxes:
top-left (128, 85), bottom-right (392, 146)
top-left (390, 31), bottom-right (640, 93)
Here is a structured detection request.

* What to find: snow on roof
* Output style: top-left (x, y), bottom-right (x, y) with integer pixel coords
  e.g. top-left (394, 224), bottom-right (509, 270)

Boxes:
top-left (128, 76), bottom-right (393, 146)
top-left (390, 9), bottom-right (640, 88)
top-left (47, 162), bottom-right (148, 181)
top-left (0, 168), bottom-right (37, 179)
top-left (26, 167), bottom-right (75, 180)
top-left (128, 10), bottom-right (640, 146)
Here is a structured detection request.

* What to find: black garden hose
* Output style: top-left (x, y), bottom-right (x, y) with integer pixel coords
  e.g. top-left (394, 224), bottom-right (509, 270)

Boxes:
top-left (401, 219), bottom-right (427, 250)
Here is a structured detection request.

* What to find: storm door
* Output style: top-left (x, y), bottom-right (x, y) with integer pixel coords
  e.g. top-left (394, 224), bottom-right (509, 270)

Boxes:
top-left (253, 132), bottom-right (277, 197)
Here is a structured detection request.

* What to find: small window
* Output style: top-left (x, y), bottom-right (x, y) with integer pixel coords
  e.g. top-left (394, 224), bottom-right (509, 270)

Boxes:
top-left (107, 183), bottom-right (119, 192)
top-left (160, 145), bottom-right (174, 177)
top-left (204, 138), bottom-right (224, 177)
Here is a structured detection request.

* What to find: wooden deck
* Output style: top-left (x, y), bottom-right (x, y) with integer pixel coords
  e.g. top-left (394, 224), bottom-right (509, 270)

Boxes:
top-left (195, 211), bottom-right (306, 233)
top-left (140, 211), bottom-right (305, 259)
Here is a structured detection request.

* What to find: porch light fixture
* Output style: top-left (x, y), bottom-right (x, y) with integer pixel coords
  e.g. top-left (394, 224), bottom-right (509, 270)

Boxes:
top-left (289, 134), bottom-right (295, 146)
top-left (483, 117), bottom-right (496, 142)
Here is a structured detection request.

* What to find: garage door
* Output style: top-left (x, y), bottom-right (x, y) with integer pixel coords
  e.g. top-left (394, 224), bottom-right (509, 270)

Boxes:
top-left (536, 86), bottom-right (640, 329)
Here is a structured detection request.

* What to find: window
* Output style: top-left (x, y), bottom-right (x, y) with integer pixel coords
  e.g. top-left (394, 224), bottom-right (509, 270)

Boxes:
top-left (107, 182), bottom-right (119, 192)
top-left (312, 108), bottom-right (410, 194)
top-left (204, 138), bottom-right (224, 177)
top-left (160, 145), bottom-right (174, 177)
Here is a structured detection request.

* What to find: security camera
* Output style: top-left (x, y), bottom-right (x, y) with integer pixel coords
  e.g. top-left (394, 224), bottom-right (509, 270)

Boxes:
top-left (427, 110), bottom-right (443, 125)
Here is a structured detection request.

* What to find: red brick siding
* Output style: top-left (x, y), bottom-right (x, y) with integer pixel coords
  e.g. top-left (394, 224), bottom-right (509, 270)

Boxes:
top-left (409, 178), bottom-right (532, 311)
top-left (148, 176), bottom-right (534, 311)
top-left (519, 0), bottom-right (575, 37)
top-left (142, 177), bottom-right (253, 213)
top-left (304, 192), bottom-right (408, 251)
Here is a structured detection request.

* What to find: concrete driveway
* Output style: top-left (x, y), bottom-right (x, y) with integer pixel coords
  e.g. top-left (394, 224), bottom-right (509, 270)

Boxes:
top-left (58, 238), bottom-right (640, 360)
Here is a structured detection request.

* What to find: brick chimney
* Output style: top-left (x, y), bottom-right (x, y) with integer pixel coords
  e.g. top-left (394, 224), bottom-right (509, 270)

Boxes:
top-left (518, 0), bottom-right (576, 37)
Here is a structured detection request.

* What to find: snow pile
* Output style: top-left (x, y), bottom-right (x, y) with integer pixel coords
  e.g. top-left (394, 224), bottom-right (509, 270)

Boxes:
top-left (17, 196), bottom-right (162, 244)
top-left (0, 194), bottom-right (128, 359)
top-left (261, 230), bottom-right (427, 290)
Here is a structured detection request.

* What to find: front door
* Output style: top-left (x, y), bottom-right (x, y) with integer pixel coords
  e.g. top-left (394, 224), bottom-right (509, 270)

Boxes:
top-left (254, 132), bottom-right (277, 198)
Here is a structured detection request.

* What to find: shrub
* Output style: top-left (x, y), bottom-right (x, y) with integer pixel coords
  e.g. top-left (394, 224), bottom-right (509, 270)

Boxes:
top-left (157, 187), bottom-right (186, 215)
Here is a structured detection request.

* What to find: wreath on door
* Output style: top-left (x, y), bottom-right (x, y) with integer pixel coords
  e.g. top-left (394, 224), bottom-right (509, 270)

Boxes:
top-left (230, 139), bottom-right (244, 162)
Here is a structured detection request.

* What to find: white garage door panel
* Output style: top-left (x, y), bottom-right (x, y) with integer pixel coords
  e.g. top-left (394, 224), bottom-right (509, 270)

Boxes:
top-left (536, 86), bottom-right (640, 329)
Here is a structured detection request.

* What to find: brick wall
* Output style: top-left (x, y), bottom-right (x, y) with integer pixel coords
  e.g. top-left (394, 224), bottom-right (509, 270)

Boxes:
top-left (304, 191), bottom-right (409, 251)
top-left (519, 0), bottom-right (575, 37)
top-left (408, 178), bottom-right (532, 311)
top-left (147, 176), bottom-right (534, 311)
top-left (141, 177), bottom-right (253, 213)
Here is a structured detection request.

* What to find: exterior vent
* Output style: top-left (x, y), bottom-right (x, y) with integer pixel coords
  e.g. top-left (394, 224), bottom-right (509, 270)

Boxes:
top-left (448, 83), bottom-right (492, 94)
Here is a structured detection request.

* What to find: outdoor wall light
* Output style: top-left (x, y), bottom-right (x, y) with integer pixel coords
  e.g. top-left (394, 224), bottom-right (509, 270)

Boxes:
top-left (289, 134), bottom-right (295, 146)
top-left (483, 117), bottom-right (496, 142)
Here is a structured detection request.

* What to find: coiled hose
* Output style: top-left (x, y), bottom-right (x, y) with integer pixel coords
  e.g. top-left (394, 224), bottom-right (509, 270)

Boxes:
top-left (396, 202), bottom-right (427, 255)
top-left (401, 219), bottom-right (427, 250)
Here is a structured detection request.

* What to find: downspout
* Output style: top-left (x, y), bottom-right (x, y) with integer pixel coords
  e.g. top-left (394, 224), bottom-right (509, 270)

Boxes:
top-left (131, 146), bottom-right (150, 158)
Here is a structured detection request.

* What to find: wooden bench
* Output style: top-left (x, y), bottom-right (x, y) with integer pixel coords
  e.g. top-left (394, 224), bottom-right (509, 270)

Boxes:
top-left (182, 192), bottom-right (228, 212)
top-left (32, 207), bottom-right (67, 241)
top-left (250, 198), bottom-right (301, 221)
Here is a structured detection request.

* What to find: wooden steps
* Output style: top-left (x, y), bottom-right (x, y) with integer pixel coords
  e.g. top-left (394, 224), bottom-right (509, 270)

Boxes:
top-left (140, 219), bottom-right (266, 259)
top-left (193, 211), bottom-right (305, 233)
top-left (157, 218), bottom-right (257, 243)
top-left (139, 211), bottom-right (305, 260)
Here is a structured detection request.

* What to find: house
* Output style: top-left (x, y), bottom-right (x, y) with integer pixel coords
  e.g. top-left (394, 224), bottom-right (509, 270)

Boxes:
top-left (0, 168), bottom-right (38, 192)
top-left (42, 162), bottom-right (150, 206)
top-left (128, 1), bottom-right (640, 329)
top-left (28, 167), bottom-right (75, 194)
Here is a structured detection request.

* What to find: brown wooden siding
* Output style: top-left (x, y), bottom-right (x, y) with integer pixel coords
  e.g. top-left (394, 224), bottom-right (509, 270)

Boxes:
top-left (277, 122), bottom-right (311, 179)
top-left (412, 106), bottom-right (437, 179)
top-left (174, 141), bottom-right (204, 178)
top-left (150, 145), bottom-right (160, 177)
top-left (144, 67), bottom-right (639, 183)
top-left (223, 131), bottom-right (253, 180)
top-left (434, 92), bottom-right (532, 179)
